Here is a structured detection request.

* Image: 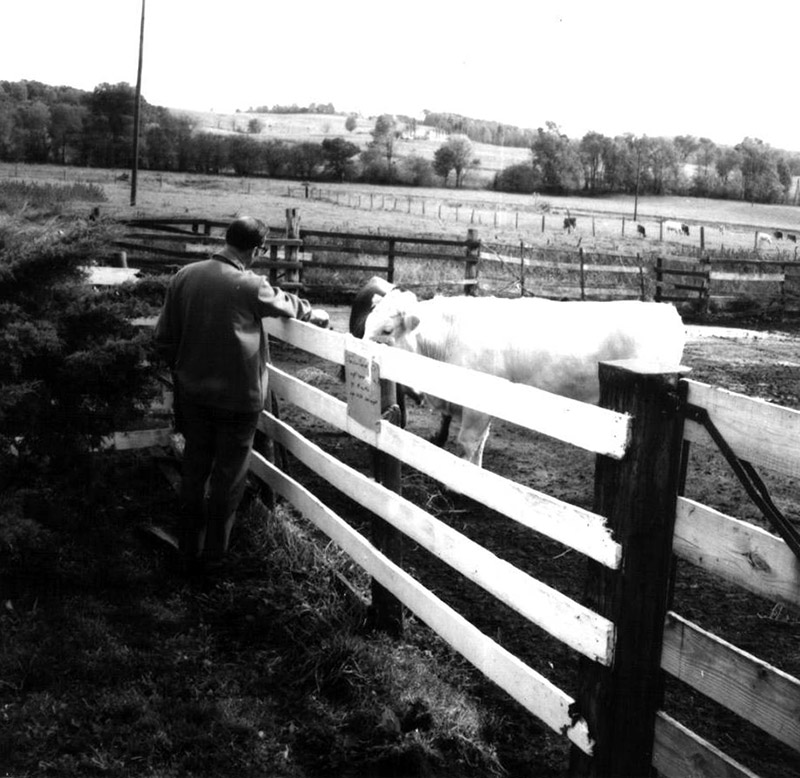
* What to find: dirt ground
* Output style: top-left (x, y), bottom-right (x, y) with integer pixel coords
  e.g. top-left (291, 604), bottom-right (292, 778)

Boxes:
top-left (270, 308), bottom-right (800, 778)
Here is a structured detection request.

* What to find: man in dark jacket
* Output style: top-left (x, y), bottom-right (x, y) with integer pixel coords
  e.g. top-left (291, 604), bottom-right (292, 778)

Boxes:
top-left (154, 216), bottom-right (328, 570)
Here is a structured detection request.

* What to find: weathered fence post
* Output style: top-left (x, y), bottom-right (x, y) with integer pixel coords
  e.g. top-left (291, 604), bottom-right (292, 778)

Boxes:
top-left (698, 255), bottom-right (711, 318)
top-left (285, 208), bottom-right (301, 288)
top-left (370, 379), bottom-right (404, 636)
top-left (465, 228), bottom-right (480, 296)
top-left (654, 256), bottom-right (663, 302)
top-left (520, 239), bottom-right (526, 297)
top-left (570, 360), bottom-right (686, 778)
top-left (387, 239), bottom-right (396, 284)
top-left (700, 225), bottom-right (705, 251)
top-left (579, 247), bottom-right (586, 300)
top-left (637, 253), bottom-right (645, 300)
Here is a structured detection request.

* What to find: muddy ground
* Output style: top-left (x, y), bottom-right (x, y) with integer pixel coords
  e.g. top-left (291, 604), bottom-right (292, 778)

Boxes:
top-left (270, 308), bottom-right (800, 778)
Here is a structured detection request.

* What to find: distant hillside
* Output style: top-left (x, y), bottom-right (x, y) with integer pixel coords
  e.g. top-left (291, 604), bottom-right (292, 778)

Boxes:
top-left (172, 109), bottom-right (374, 144)
top-left (171, 108), bottom-right (531, 180)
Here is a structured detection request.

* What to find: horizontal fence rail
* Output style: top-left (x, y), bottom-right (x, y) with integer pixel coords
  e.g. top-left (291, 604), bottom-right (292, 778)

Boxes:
top-left (251, 319), bottom-right (629, 752)
top-left (247, 446), bottom-right (595, 753)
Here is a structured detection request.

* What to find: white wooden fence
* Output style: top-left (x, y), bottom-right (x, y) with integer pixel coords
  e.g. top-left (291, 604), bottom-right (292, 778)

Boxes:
top-left (250, 318), bottom-right (800, 778)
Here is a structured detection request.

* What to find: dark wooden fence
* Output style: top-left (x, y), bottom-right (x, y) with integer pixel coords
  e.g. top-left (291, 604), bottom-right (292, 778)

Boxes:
top-left (113, 212), bottom-right (800, 314)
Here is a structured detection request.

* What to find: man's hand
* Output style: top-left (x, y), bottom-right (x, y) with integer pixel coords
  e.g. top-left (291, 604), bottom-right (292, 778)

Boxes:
top-left (309, 309), bottom-right (330, 328)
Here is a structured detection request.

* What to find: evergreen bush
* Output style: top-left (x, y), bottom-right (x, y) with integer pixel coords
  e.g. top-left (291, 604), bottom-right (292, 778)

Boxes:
top-left (0, 217), bottom-right (161, 489)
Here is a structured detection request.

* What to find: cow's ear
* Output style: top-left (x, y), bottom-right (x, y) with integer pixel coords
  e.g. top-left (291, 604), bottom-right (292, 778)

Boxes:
top-left (404, 313), bottom-right (421, 332)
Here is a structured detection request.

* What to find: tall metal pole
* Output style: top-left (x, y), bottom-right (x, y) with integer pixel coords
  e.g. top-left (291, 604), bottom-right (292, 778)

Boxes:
top-left (130, 0), bottom-right (146, 206)
top-left (633, 138), bottom-right (642, 222)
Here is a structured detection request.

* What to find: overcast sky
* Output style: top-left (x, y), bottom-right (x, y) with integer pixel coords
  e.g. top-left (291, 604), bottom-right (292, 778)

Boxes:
top-left (4, 0), bottom-right (799, 152)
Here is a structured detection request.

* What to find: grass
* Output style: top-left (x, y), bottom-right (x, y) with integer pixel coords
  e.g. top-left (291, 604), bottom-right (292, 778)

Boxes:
top-left (0, 449), bottom-right (506, 777)
top-left (0, 179), bottom-right (106, 215)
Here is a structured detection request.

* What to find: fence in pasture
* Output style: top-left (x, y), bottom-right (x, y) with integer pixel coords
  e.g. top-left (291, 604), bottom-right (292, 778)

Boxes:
top-left (235, 318), bottom-right (800, 778)
top-left (114, 213), bottom-right (800, 314)
top-left (287, 185), bottom-right (800, 258)
top-left (655, 255), bottom-right (800, 314)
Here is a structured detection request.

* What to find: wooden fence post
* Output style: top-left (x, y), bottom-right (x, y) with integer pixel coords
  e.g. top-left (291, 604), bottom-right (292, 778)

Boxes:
top-left (387, 239), bottom-right (396, 284)
top-left (370, 379), bottom-right (404, 636)
top-left (699, 256), bottom-right (711, 318)
top-left (520, 239), bottom-right (526, 297)
top-left (700, 225), bottom-right (705, 251)
top-left (654, 256), bottom-right (663, 302)
top-left (570, 360), bottom-right (686, 778)
top-left (285, 208), bottom-right (301, 288)
top-left (465, 228), bottom-right (480, 296)
top-left (579, 247), bottom-right (586, 300)
top-left (637, 253), bottom-right (645, 300)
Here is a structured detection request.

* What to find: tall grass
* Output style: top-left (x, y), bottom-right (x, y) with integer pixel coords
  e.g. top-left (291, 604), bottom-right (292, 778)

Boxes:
top-left (0, 180), bottom-right (106, 214)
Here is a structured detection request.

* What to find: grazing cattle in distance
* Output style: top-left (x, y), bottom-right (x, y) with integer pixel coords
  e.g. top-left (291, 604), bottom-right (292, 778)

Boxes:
top-left (774, 231), bottom-right (784, 240)
top-left (757, 232), bottom-right (773, 246)
top-left (362, 292), bottom-right (686, 467)
top-left (563, 216), bottom-right (577, 232)
top-left (664, 220), bottom-right (682, 235)
top-left (681, 223), bottom-right (690, 236)
top-left (788, 234), bottom-right (797, 243)
top-left (637, 224), bottom-right (647, 238)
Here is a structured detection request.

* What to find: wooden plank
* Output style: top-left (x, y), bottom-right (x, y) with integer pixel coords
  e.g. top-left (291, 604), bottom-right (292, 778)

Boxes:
top-left (653, 712), bottom-right (761, 778)
top-left (258, 410), bottom-right (615, 664)
top-left (582, 264), bottom-right (643, 274)
top-left (684, 379), bottom-right (800, 478)
top-left (301, 229), bottom-right (466, 247)
top-left (674, 497), bottom-right (800, 609)
top-left (657, 268), bottom-right (709, 279)
top-left (710, 271), bottom-right (785, 283)
top-left (661, 612), bottom-right (800, 750)
top-left (264, 319), bottom-right (632, 459)
top-left (247, 449), bottom-right (593, 754)
top-left (123, 232), bottom-right (223, 244)
top-left (269, 362), bottom-right (616, 560)
top-left (267, 365), bottom-right (621, 568)
top-left (304, 261), bottom-right (389, 273)
top-left (82, 266), bottom-right (140, 285)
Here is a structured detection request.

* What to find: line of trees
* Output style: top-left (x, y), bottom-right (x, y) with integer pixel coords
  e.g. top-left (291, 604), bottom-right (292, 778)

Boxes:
top-left (2, 79), bottom-right (799, 203)
top-left (493, 122), bottom-right (800, 204)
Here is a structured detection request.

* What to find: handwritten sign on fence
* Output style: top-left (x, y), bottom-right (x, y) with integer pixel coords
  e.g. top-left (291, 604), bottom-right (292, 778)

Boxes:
top-left (345, 349), bottom-right (381, 442)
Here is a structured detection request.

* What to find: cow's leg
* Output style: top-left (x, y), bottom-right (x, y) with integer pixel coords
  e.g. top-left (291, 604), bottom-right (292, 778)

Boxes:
top-left (456, 409), bottom-right (492, 468)
top-left (431, 413), bottom-right (452, 447)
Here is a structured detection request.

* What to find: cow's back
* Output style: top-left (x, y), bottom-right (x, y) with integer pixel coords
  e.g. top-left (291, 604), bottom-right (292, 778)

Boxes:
top-left (414, 297), bottom-right (685, 403)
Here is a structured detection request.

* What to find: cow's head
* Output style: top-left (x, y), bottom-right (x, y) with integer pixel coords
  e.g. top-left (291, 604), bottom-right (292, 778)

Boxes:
top-left (361, 288), bottom-right (421, 349)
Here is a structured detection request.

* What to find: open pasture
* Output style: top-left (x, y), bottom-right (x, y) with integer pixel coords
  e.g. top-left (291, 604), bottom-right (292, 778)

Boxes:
top-left (4, 161), bottom-right (799, 263)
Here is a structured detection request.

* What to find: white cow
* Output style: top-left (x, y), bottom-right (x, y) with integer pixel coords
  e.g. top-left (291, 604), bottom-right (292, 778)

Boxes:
top-left (757, 232), bottom-right (773, 246)
top-left (664, 220), bottom-right (682, 235)
top-left (362, 292), bottom-right (685, 467)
